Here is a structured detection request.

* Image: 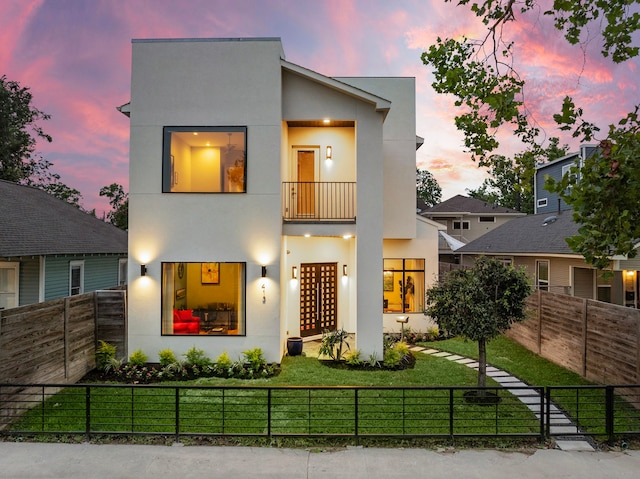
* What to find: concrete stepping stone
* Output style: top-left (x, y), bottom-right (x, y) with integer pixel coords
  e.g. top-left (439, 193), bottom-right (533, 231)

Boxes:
top-left (413, 346), bottom-right (595, 451)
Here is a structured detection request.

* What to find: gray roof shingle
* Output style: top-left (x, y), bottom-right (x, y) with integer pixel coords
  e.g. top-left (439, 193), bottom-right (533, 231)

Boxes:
top-left (0, 180), bottom-right (127, 257)
top-left (421, 195), bottom-right (525, 215)
top-left (456, 210), bottom-right (580, 255)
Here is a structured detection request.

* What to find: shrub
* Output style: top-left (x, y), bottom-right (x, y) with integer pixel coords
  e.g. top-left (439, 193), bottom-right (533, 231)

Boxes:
top-left (158, 349), bottom-right (177, 367)
top-left (183, 346), bottom-right (212, 368)
top-left (95, 340), bottom-right (117, 371)
top-left (215, 351), bottom-right (233, 369)
top-left (394, 341), bottom-right (410, 356)
top-left (428, 325), bottom-right (440, 340)
top-left (318, 329), bottom-right (350, 361)
top-left (383, 348), bottom-right (402, 368)
top-left (243, 348), bottom-right (266, 371)
top-left (344, 349), bottom-right (362, 366)
top-left (128, 349), bottom-right (148, 367)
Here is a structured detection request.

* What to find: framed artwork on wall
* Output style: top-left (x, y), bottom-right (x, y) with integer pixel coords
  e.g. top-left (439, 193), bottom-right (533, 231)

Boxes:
top-left (383, 270), bottom-right (394, 291)
top-left (201, 262), bottom-right (220, 284)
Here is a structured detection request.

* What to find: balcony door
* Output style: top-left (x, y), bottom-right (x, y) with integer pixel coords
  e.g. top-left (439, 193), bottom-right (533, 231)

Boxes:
top-left (291, 147), bottom-right (319, 218)
top-left (299, 262), bottom-right (337, 337)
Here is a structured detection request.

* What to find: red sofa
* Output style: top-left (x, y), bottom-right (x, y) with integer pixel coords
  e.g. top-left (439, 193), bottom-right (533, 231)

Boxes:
top-left (173, 309), bottom-right (200, 334)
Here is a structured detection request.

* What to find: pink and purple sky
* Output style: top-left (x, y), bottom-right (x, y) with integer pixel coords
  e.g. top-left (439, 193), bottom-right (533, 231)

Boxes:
top-left (2, 0), bottom-right (637, 216)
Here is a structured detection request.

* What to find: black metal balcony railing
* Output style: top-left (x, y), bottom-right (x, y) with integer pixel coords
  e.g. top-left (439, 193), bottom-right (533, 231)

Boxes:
top-left (282, 182), bottom-right (356, 222)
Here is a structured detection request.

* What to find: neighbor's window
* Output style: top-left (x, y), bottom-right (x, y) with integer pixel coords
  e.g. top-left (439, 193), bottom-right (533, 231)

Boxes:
top-left (163, 127), bottom-right (246, 193)
top-left (161, 262), bottom-right (246, 336)
top-left (69, 261), bottom-right (84, 296)
top-left (452, 221), bottom-right (470, 230)
top-left (479, 216), bottom-right (495, 223)
top-left (537, 198), bottom-right (548, 208)
top-left (383, 258), bottom-right (425, 313)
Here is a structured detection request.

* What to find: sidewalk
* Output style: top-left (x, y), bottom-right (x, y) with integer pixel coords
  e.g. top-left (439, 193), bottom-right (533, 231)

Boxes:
top-left (0, 442), bottom-right (639, 479)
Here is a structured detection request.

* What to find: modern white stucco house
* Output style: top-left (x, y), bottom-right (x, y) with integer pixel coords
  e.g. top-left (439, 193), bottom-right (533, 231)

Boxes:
top-left (120, 37), bottom-right (441, 363)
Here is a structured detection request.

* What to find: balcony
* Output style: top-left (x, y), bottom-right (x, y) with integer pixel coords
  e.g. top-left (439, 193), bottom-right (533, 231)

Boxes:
top-left (282, 182), bottom-right (356, 222)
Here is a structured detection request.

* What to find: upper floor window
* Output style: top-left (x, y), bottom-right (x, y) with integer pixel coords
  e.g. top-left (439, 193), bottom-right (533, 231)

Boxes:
top-left (537, 198), bottom-right (548, 208)
top-left (479, 216), bottom-right (495, 223)
top-left (163, 127), bottom-right (246, 193)
top-left (452, 221), bottom-right (470, 230)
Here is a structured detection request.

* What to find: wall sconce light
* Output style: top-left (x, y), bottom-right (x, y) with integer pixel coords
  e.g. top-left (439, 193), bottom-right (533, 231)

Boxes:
top-left (261, 265), bottom-right (267, 278)
top-left (140, 264), bottom-right (148, 276)
top-left (292, 266), bottom-right (298, 279)
top-left (326, 145), bottom-right (332, 160)
top-left (343, 264), bottom-right (348, 276)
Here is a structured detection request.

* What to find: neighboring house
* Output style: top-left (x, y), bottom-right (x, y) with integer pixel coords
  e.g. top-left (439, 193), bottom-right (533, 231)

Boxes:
top-left (120, 37), bottom-right (442, 363)
top-left (0, 180), bottom-right (128, 310)
top-left (420, 195), bottom-right (526, 264)
top-left (534, 144), bottom-right (599, 214)
top-left (458, 143), bottom-right (640, 308)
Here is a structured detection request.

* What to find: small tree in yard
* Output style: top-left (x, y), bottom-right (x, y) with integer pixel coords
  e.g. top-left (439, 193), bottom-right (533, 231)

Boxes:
top-left (425, 256), bottom-right (531, 389)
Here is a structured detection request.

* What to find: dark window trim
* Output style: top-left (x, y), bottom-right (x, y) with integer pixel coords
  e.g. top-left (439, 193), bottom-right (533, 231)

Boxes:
top-left (162, 126), bottom-right (248, 193)
top-left (382, 258), bottom-right (425, 314)
top-left (160, 261), bottom-right (247, 337)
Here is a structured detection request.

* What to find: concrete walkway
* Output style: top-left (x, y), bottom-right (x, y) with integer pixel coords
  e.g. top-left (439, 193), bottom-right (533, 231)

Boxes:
top-left (411, 346), bottom-right (595, 451)
top-left (1, 441), bottom-right (639, 479)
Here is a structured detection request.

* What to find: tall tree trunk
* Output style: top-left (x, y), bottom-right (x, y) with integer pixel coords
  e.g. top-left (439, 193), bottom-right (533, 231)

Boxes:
top-left (477, 338), bottom-right (487, 389)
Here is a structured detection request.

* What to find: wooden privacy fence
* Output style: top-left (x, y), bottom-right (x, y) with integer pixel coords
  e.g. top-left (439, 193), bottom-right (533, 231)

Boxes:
top-left (507, 290), bottom-right (640, 385)
top-left (0, 288), bottom-right (126, 386)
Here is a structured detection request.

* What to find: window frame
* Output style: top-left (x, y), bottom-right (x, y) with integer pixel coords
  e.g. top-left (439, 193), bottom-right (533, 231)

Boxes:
top-left (537, 198), bottom-right (548, 208)
top-left (69, 260), bottom-right (84, 296)
top-left (161, 261), bottom-right (247, 336)
top-left (478, 216), bottom-right (495, 223)
top-left (382, 258), bottom-right (425, 314)
top-left (162, 126), bottom-right (247, 193)
top-left (452, 220), bottom-right (470, 230)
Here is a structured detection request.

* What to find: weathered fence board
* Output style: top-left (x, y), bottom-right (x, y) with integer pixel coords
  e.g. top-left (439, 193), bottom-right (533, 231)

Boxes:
top-left (0, 288), bottom-right (126, 385)
top-left (507, 290), bottom-right (640, 385)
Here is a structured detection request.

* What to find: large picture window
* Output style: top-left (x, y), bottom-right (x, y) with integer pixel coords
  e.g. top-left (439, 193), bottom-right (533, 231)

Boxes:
top-left (383, 258), bottom-right (425, 313)
top-left (163, 127), bottom-right (246, 193)
top-left (161, 262), bottom-right (246, 336)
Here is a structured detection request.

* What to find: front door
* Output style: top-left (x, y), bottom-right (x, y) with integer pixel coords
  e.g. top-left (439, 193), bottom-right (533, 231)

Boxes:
top-left (299, 262), bottom-right (337, 337)
top-left (297, 150), bottom-right (315, 217)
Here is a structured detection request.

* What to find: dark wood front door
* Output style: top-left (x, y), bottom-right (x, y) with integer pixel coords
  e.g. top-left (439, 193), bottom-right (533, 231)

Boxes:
top-left (299, 263), bottom-right (337, 337)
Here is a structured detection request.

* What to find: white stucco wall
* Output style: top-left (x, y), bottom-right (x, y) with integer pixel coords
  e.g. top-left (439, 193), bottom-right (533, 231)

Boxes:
top-left (383, 216), bottom-right (442, 333)
top-left (127, 39), bottom-right (285, 363)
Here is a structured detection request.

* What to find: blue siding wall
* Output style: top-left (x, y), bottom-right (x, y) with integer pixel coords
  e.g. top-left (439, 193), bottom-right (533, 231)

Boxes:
top-left (535, 156), bottom-right (577, 214)
top-left (43, 255), bottom-right (126, 301)
top-left (18, 257), bottom-right (40, 306)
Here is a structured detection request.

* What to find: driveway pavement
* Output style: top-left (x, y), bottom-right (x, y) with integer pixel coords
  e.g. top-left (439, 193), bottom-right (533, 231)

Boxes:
top-left (0, 442), bottom-right (639, 479)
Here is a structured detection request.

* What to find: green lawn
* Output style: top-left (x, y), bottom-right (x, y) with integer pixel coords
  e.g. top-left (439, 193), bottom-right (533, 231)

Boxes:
top-left (8, 337), bottom-right (638, 440)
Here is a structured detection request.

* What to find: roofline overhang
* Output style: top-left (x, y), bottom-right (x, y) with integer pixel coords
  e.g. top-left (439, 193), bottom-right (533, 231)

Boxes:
top-left (117, 102), bottom-right (131, 117)
top-left (458, 251), bottom-right (586, 259)
top-left (281, 60), bottom-right (392, 119)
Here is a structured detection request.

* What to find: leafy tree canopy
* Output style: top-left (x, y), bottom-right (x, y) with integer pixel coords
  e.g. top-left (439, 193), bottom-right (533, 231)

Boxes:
top-left (100, 183), bottom-right (128, 230)
top-left (422, 0), bottom-right (640, 268)
top-left (425, 256), bottom-right (532, 387)
top-left (0, 75), bottom-right (52, 183)
top-left (417, 168), bottom-right (442, 207)
top-left (0, 75), bottom-right (89, 208)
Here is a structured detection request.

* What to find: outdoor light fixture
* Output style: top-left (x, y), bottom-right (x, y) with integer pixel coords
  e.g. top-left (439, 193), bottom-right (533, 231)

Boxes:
top-left (343, 265), bottom-right (348, 276)
top-left (140, 264), bottom-right (148, 276)
top-left (261, 265), bottom-right (267, 278)
top-left (326, 145), bottom-right (332, 160)
top-left (292, 266), bottom-right (298, 279)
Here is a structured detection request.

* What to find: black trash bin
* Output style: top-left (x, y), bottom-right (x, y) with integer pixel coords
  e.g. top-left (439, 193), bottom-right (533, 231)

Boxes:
top-left (286, 337), bottom-right (303, 356)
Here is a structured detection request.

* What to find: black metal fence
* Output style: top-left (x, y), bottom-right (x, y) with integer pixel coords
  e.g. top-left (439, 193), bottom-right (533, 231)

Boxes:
top-left (1, 384), bottom-right (639, 443)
